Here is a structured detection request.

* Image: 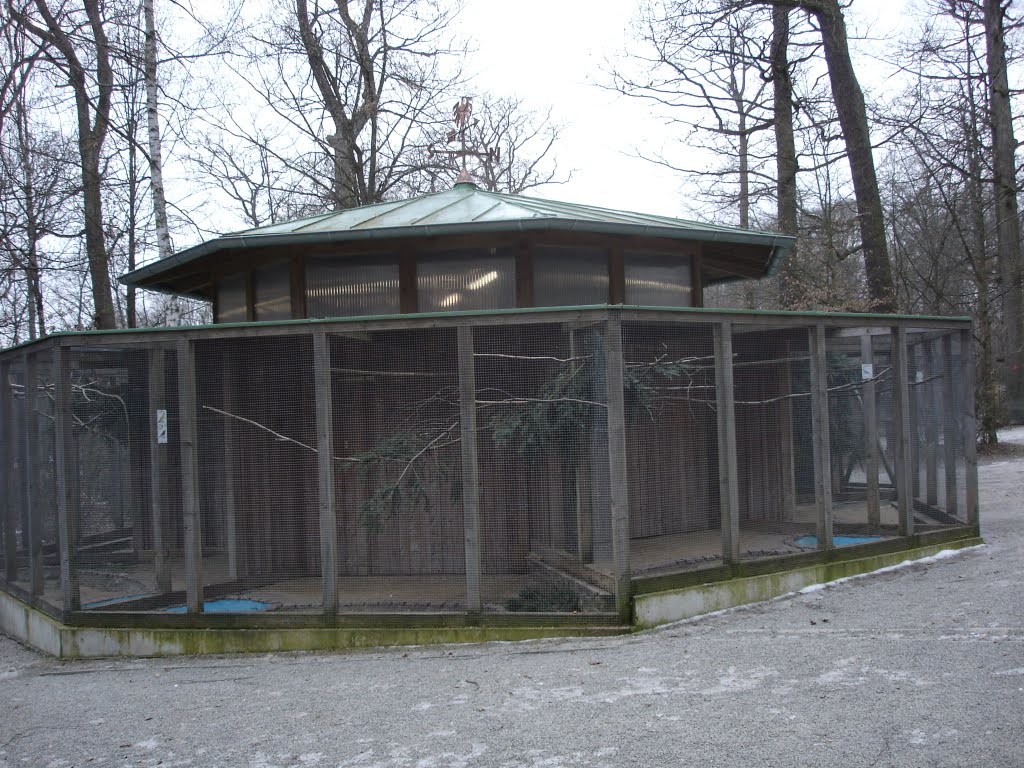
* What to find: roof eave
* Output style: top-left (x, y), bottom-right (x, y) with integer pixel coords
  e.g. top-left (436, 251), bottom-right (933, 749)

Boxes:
top-left (120, 219), bottom-right (796, 291)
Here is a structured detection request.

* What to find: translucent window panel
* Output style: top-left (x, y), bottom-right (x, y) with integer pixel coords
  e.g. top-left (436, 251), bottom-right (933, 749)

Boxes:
top-left (215, 272), bottom-right (247, 323)
top-left (253, 261), bottom-right (292, 321)
top-left (533, 245), bottom-right (609, 306)
top-left (306, 256), bottom-right (400, 317)
top-left (417, 248), bottom-right (515, 312)
top-left (624, 251), bottom-right (693, 307)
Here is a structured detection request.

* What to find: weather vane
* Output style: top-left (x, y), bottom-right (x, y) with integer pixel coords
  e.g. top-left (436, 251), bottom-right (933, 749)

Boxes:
top-left (428, 96), bottom-right (500, 185)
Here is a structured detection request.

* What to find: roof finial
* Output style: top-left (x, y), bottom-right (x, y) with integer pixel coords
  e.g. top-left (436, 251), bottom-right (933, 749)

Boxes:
top-left (428, 96), bottom-right (500, 187)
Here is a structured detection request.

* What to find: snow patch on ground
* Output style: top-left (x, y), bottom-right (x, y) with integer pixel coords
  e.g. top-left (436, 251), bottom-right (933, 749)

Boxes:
top-left (998, 425), bottom-right (1024, 444)
top-left (993, 667), bottom-right (1024, 677)
top-left (652, 544), bottom-right (986, 633)
top-left (795, 545), bottom-right (986, 596)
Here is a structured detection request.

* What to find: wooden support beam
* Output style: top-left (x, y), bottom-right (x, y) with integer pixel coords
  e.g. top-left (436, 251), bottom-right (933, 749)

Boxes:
top-left (941, 334), bottom-right (959, 518)
top-left (961, 329), bottom-right (979, 527)
top-left (608, 245), bottom-right (624, 305)
top-left (176, 340), bottom-right (204, 613)
top-left (290, 255), bottom-right (306, 319)
top-left (457, 325), bottom-right (481, 614)
top-left (313, 331), bottom-right (339, 614)
top-left (692, 245), bottom-right (705, 308)
top-left (861, 334), bottom-right (881, 529)
top-left (399, 250), bottom-right (417, 313)
top-left (1, 360), bottom-right (17, 583)
top-left (221, 356), bottom-right (239, 580)
top-left (713, 321), bottom-right (740, 565)
top-left (23, 351), bottom-right (43, 596)
top-left (515, 241), bottom-right (534, 308)
top-left (53, 346), bottom-right (81, 613)
top-left (809, 324), bottom-right (834, 550)
top-left (907, 343), bottom-right (921, 501)
top-left (779, 339), bottom-right (796, 521)
top-left (603, 315), bottom-right (632, 623)
top-left (892, 326), bottom-right (914, 536)
top-left (588, 327), bottom-right (612, 564)
top-left (923, 341), bottom-right (939, 508)
top-left (244, 271), bottom-right (255, 322)
top-left (569, 329), bottom-right (593, 562)
top-left (148, 349), bottom-right (172, 593)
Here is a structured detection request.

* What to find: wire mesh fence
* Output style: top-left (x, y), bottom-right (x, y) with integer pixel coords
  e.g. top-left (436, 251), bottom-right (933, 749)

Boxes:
top-left (623, 320), bottom-right (721, 576)
top-left (0, 310), bottom-right (978, 622)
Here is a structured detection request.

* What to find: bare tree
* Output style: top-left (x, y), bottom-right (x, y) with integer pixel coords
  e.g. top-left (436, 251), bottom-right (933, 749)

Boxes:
top-left (225, 0), bottom-right (466, 211)
top-left (609, 3), bottom-right (783, 226)
top-left (880, 0), bottom-right (1004, 441)
top-left (620, 0), bottom-right (897, 310)
top-left (771, 5), bottom-right (801, 303)
top-left (983, 0), bottom-right (1023, 422)
top-left (803, 0), bottom-right (895, 310)
top-left (7, 0), bottom-right (119, 329)
top-left (413, 94), bottom-right (570, 194)
top-left (0, 93), bottom-right (77, 342)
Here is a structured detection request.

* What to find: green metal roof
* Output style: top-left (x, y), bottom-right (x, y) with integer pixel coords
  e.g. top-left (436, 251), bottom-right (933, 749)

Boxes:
top-left (120, 182), bottom-right (795, 295)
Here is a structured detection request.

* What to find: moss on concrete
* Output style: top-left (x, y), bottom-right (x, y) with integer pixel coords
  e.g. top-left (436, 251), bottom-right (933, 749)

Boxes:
top-left (0, 534), bottom-right (983, 658)
top-left (633, 536), bottom-right (983, 629)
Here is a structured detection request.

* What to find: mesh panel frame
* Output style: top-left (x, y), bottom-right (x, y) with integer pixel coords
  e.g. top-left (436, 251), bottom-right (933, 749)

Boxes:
top-left (0, 312), bottom-right (978, 622)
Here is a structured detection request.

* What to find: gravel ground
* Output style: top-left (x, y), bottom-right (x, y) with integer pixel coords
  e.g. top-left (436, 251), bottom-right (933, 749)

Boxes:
top-left (2, 429), bottom-right (1022, 768)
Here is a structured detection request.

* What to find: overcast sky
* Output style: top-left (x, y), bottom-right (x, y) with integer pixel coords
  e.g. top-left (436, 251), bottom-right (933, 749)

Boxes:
top-left (456, 0), bottom-right (908, 221)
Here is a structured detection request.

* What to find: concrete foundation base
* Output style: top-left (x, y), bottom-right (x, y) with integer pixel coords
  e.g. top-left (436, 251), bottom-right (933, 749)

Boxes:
top-left (1, 536), bottom-right (983, 658)
top-left (633, 537), bottom-right (984, 628)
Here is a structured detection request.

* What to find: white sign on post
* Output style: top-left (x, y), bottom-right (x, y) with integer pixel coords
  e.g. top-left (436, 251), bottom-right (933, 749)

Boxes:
top-left (861, 363), bottom-right (873, 381)
top-left (156, 409), bottom-right (168, 444)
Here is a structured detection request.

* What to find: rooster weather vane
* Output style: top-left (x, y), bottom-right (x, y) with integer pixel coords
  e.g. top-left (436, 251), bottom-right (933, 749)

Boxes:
top-left (428, 96), bottom-right (500, 184)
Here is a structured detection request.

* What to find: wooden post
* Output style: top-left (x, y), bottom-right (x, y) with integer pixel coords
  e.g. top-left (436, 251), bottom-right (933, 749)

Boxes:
top-left (779, 340), bottom-right (796, 521)
top-left (0, 360), bottom-right (15, 581)
top-left (713, 321), bottom-right (740, 565)
top-left (0, 359), bottom-right (17, 583)
top-left (923, 340), bottom-right (939, 508)
top-left (861, 333), bottom-right (881, 529)
top-left (809, 324), bottom-right (834, 550)
top-left (941, 334), bottom-right (959, 518)
top-left (608, 245), bottom-right (625, 304)
top-left (569, 328), bottom-right (593, 562)
top-left (221, 355), bottom-right (239, 580)
top-left (907, 342), bottom-right (921, 501)
top-left (891, 326), bottom-right (914, 536)
top-left (23, 351), bottom-right (43, 596)
top-left (53, 345), bottom-right (81, 613)
top-left (125, 355), bottom-right (147, 557)
top-left (148, 349), bottom-right (171, 593)
top-left (961, 329), bottom-right (979, 527)
top-left (176, 340), bottom-right (203, 613)
top-left (604, 315), bottom-right (631, 622)
top-left (313, 331), bottom-right (339, 614)
top-left (588, 329), bottom-right (612, 563)
top-left (456, 325), bottom-right (482, 615)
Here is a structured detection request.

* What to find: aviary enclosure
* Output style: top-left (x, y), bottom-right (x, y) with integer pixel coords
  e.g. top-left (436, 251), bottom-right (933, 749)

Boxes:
top-left (0, 307), bottom-right (977, 627)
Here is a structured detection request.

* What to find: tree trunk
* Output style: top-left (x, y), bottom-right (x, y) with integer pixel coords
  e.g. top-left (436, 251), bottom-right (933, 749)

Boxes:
top-left (14, 97), bottom-right (45, 339)
top-left (771, 5), bottom-right (800, 307)
top-left (962, 42), bottom-right (1001, 444)
top-left (78, 0), bottom-right (116, 329)
top-left (15, 0), bottom-right (118, 329)
top-left (144, 0), bottom-right (173, 263)
top-left (983, 0), bottom-right (1024, 423)
top-left (144, 0), bottom-right (181, 325)
top-left (295, 0), bottom-right (370, 209)
top-left (810, 0), bottom-right (895, 312)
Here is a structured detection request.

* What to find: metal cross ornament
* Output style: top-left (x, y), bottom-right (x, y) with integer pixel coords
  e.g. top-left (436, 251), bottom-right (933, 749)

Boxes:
top-left (427, 96), bottom-right (501, 184)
